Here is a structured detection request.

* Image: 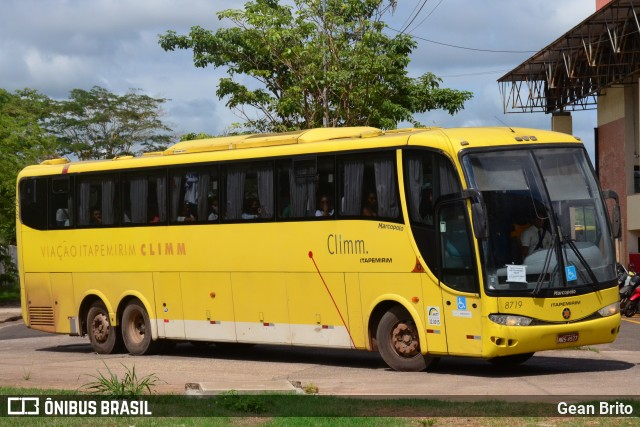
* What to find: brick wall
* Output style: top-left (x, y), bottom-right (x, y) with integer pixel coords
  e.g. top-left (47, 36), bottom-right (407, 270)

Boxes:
top-left (598, 117), bottom-right (628, 263)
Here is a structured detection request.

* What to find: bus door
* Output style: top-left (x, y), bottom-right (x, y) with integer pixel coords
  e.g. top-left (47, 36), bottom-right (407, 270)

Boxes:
top-left (436, 199), bottom-right (483, 356)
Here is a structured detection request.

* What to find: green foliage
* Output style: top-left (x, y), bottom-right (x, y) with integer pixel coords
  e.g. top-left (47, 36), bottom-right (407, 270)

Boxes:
top-left (48, 86), bottom-right (174, 160)
top-left (0, 245), bottom-right (18, 288)
top-left (80, 362), bottom-right (161, 397)
top-left (159, 0), bottom-right (472, 132)
top-left (0, 89), bottom-right (59, 241)
top-left (180, 132), bottom-right (216, 141)
top-left (0, 282), bottom-right (20, 303)
top-left (215, 390), bottom-right (268, 414)
top-left (0, 88), bottom-right (59, 283)
top-left (303, 382), bottom-right (319, 394)
top-left (0, 85), bottom-right (173, 275)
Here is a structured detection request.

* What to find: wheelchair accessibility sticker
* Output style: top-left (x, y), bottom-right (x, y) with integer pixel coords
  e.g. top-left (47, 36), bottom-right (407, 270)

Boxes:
top-left (565, 265), bottom-right (577, 282)
top-left (452, 296), bottom-right (472, 318)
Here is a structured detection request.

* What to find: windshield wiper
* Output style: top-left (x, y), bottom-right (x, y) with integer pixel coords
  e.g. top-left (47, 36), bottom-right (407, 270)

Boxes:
top-left (562, 235), bottom-right (600, 290)
top-left (532, 231), bottom-right (557, 297)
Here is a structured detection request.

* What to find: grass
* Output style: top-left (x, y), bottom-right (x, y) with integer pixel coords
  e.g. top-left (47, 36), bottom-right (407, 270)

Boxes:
top-left (303, 382), bottom-right (319, 394)
top-left (0, 386), bottom-right (638, 426)
top-left (21, 367), bottom-right (31, 381)
top-left (79, 362), bottom-right (161, 397)
top-left (0, 284), bottom-right (19, 305)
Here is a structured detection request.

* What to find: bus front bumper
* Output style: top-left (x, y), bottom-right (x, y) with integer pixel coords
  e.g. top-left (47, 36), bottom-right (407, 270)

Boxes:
top-left (482, 314), bottom-right (621, 358)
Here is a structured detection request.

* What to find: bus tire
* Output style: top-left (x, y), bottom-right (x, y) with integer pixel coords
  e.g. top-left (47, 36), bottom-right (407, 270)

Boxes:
top-left (122, 301), bottom-right (156, 355)
top-left (87, 302), bottom-right (122, 354)
top-left (376, 306), bottom-right (431, 372)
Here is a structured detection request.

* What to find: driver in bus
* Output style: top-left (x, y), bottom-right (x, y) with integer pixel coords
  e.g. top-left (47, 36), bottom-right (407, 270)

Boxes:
top-left (521, 211), bottom-right (552, 258)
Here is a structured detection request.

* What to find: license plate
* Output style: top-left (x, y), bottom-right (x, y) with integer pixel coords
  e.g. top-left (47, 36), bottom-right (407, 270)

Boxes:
top-left (557, 332), bottom-right (579, 344)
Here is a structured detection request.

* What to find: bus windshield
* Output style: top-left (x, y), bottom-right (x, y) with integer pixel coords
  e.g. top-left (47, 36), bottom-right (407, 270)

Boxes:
top-left (462, 147), bottom-right (616, 295)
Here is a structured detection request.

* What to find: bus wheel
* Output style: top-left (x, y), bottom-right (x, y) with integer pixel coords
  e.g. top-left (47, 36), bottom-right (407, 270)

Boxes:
top-left (377, 306), bottom-right (430, 372)
top-left (87, 302), bottom-right (122, 354)
top-left (122, 301), bottom-right (156, 355)
top-left (488, 352), bottom-right (534, 366)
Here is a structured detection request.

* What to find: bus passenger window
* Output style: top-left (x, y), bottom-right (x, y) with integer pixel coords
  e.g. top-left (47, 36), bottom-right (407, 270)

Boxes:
top-left (338, 153), bottom-right (399, 220)
top-left (170, 171), bottom-right (196, 223)
top-left (170, 166), bottom-right (219, 224)
top-left (223, 161), bottom-right (273, 221)
top-left (19, 178), bottom-right (47, 230)
top-left (276, 156), bottom-right (334, 220)
top-left (50, 177), bottom-right (73, 228)
top-left (277, 159), bottom-right (315, 218)
top-left (125, 172), bottom-right (165, 225)
top-left (404, 149), bottom-right (462, 276)
top-left (76, 175), bottom-right (117, 227)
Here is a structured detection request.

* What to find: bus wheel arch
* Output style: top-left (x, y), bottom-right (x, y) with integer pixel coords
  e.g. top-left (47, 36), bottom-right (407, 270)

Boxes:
top-left (368, 301), bottom-right (399, 352)
top-left (83, 297), bottom-right (123, 354)
top-left (370, 302), bottom-right (436, 372)
top-left (120, 298), bottom-right (159, 355)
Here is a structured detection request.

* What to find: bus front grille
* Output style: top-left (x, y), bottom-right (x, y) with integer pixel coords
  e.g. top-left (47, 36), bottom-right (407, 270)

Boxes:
top-left (28, 306), bottom-right (55, 330)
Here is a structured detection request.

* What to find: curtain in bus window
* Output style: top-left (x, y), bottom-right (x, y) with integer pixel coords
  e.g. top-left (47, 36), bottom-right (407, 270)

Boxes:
top-left (130, 177), bottom-right (148, 223)
top-left (439, 158), bottom-right (459, 196)
top-left (226, 166), bottom-right (245, 220)
top-left (374, 158), bottom-right (398, 218)
top-left (257, 165), bottom-right (273, 218)
top-left (64, 195), bottom-right (74, 227)
top-left (289, 163), bottom-right (315, 217)
top-left (196, 173), bottom-right (209, 220)
top-left (170, 175), bottom-right (182, 221)
top-left (78, 181), bottom-right (91, 225)
top-left (406, 158), bottom-right (423, 222)
top-left (102, 180), bottom-right (115, 225)
top-left (342, 160), bottom-right (364, 215)
top-left (156, 176), bottom-right (167, 222)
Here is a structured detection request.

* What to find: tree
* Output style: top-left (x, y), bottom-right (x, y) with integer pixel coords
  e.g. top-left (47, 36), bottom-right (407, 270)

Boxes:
top-left (159, 0), bottom-right (472, 132)
top-left (0, 88), bottom-right (59, 284)
top-left (180, 132), bottom-right (216, 141)
top-left (0, 88), bottom-right (59, 239)
top-left (50, 86), bottom-right (174, 160)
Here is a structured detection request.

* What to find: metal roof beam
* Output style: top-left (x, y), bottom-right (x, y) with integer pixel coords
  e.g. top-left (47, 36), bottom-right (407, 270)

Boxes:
top-left (499, 0), bottom-right (640, 114)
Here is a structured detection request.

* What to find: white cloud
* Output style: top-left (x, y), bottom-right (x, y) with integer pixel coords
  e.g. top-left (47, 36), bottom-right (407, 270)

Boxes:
top-left (23, 49), bottom-right (94, 92)
top-left (0, 0), bottom-right (600, 151)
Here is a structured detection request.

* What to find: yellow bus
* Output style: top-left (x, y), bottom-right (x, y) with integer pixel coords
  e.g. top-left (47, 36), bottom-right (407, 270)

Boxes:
top-left (16, 126), bottom-right (622, 371)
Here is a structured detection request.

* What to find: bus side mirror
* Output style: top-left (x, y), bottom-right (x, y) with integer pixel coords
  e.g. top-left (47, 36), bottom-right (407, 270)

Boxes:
top-left (602, 189), bottom-right (621, 239)
top-left (462, 189), bottom-right (488, 240)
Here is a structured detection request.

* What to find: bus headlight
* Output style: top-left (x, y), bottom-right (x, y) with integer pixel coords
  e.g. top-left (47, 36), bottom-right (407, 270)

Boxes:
top-left (597, 302), bottom-right (619, 317)
top-left (489, 314), bottom-right (533, 326)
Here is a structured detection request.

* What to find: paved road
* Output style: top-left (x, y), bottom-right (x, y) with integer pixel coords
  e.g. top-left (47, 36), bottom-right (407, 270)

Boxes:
top-left (0, 315), bottom-right (639, 396)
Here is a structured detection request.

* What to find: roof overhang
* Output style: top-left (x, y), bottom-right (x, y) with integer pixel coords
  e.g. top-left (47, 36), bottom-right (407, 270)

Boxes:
top-left (499, 0), bottom-right (640, 114)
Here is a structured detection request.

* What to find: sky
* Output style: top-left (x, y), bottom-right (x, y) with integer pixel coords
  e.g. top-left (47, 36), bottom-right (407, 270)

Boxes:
top-left (0, 0), bottom-right (598, 160)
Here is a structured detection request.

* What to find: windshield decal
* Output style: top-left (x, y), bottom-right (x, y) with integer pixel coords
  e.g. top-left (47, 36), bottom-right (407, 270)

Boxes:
top-left (506, 265), bottom-right (527, 283)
